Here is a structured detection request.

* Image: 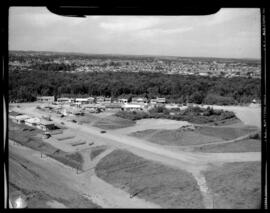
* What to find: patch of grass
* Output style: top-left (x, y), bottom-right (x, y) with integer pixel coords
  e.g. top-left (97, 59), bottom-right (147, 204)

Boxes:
top-left (90, 146), bottom-right (107, 160)
top-left (195, 126), bottom-right (258, 140)
top-left (130, 129), bottom-right (223, 146)
top-left (93, 115), bottom-right (135, 130)
top-left (96, 149), bottom-right (204, 208)
top-left (203, 162), bottom-right (261, 209)
top-left (193, 139), bottom-right (261, 153)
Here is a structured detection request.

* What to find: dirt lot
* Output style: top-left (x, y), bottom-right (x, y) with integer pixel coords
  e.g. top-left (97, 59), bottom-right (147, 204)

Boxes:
top-left (192, 139), bottom-right (261, 153)
top-left (96, 149), bottom-right (204, 208)
top-left (93, 115), bottom-right (135, 130)
top-left (9, 149), bottom-right (99, 208)
top-left (203, 162), bottom-right (261, 209)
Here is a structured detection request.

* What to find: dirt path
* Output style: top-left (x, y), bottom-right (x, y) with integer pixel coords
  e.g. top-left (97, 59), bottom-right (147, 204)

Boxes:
top-left (9, 140), bottom-right (160, 208)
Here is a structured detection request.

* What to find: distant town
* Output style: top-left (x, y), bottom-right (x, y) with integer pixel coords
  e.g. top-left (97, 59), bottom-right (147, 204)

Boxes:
top-left (9, 51), bottom-right (261, 79)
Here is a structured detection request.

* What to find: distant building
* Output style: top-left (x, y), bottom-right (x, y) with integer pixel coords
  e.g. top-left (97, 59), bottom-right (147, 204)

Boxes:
top-left (57, 97), bottom-right (71, 104)
top-left (96, 96), bottom-right (105, 103)
top-left (105, 103), bottom-right (122, 111)
top-left (25, 117), bottom-right (40, 127)
top-left (38, 120), bottom-right (57, 131)
top-left (118, 98), bottom-right (128, 104)
top-left (156, 97), bottom-right (166, 104)
top-left (122, 103), bottom-right (144, 111)
top-left (132, 97), bottom-right (146, 103)
top-left (37, 96), bottom-right (55, 103)
top-left (104, 97), bottom-right (112, 103)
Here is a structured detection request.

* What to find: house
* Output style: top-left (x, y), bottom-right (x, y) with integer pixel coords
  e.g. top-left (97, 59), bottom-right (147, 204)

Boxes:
top-left (150, 99), bottom-right (157, 104)
top-left (36, 96), bottom-right (55, 103)
top-left (156, 97), bottom-right (166, 104)
top-left (104, 97), bottom-right (112, 103)
top-left (118, 98), bottom-right (128, 104)
top-left (57, 97), bottom-right (71, 104)
top-left (96, 96), bottom-right (105, 103)
top-left (132, 97), bottom-right (146, 103)
top-left (39, 120), bottom-right (57, 131)
top-left (122, 103), bottom-right (144, 111)
top-left (75, 98), bottom-right (90, 105)
top-left (105, 103), bottom-right (122, 111)
top-left (14, 115), bottom-right (31, 124)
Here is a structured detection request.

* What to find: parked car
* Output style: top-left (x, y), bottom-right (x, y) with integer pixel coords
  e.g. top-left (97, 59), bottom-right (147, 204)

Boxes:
top-left (100, 130), bottom-right (106, 134)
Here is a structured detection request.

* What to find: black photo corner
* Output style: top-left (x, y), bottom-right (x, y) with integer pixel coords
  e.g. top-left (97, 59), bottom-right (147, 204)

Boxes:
top-left (1, 0), bottom-right (269, 210)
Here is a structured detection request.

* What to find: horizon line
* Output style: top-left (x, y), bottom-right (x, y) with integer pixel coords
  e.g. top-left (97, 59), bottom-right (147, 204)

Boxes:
top-left (9, 49), bottom-right (261, 61)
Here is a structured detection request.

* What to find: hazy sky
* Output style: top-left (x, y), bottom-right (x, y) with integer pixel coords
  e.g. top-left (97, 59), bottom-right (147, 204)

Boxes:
top-left (9, 7), bottom-right (261, 59)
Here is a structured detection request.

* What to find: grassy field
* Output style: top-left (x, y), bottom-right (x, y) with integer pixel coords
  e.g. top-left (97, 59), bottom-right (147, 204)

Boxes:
top-left (130, 128), bottom-right (224, 146)
top-left (203, 162), bottom-right (261, 209)
top-left (193, 139), bottom-right (261, 153)
top-left (95, 149), bottom-right (204, 208)
top-left (9, 151), bottom-right (99, 208)
top-left (93, 115), bottom-right (135, 130)
top-left (194, 126), bottom-right (258, 140)
top-left (9, 120), bottom-right (83, 170)
top-left (90, 146), bottom-right (107, 160)
top-left (129, 125), bottom-right (258, 147)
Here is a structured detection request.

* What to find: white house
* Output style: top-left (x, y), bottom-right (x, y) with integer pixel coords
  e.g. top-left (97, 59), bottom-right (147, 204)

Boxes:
top-left (118, 98), bottom-right (128, 104)
top-left (36, 96), bottom-right (55, 103)
top-left (122, 104), bottom-right (144, 111)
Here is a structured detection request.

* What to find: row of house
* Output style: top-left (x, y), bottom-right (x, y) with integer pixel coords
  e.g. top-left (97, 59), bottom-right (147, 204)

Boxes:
top-left (37, 96), bottom-right (166, 105)
top-left (9, 111), bottom-right (57, 131)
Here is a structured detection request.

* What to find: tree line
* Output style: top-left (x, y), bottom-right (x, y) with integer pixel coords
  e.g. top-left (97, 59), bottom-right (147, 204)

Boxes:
top-left (9, 69), bottom-right (261, 105)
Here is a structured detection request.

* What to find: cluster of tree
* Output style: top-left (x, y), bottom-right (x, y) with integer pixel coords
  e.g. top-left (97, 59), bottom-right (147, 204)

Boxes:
top-left (31, 63), bottom-right (77, 71)
top-left (115, 106), bottom-right (237, 124)
top-left (9, 69), bottom-right (260, 104)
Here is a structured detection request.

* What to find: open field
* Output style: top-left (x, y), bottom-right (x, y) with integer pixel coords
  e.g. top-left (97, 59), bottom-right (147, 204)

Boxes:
top-left (93, 115), bottom-right (135, 130)
top-left (130, 129), bottom-right (224, 146)
top-left (9, 149), bottom-right (99, 208)
top-left (129, 124), bottom-right (259, 147)
top-left (203, 162), bottom-right (261, 209)
top-left (192, 139), bottom-right (261, 153)
top-left (96, 149), bottom-right (204, 208)
top-left (9, 119), bottom-right (84, 170)
top-left (194, 125), bottom-right (258, 140)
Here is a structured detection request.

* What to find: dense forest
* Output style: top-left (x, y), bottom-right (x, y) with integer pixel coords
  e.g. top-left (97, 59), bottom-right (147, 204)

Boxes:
top-left (9, 69), bottom-right (261, 105)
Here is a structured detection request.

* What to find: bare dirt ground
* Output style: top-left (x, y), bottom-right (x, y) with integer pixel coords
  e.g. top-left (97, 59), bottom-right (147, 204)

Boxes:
top-left (9, 103), bottom-right (261, 208)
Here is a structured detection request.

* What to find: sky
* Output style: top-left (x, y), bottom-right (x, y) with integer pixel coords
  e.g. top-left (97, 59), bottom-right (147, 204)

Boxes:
top-left (9, 7), bottom-right (261, 59)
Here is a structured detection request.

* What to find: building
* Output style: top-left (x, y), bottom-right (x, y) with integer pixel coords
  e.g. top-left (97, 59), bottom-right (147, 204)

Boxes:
top-left (122, 103), bottom-right (144, 111)
top-left (156, 97), bottom-right (166, 104)
top-left (39, 120), bottom-right (57, 131)
top-left (75, 98), bottom-right (90, 105)
top-left (132, 97), bottom-right (146, 103)
top-left (57, 97), bottom-right (71, 104)
top-left (36, 96), bottom-right (55, 103)
top-left (118, 98), bottom-right (128, 104)
top-left (104, 97), bottom-right (112, 103)
top-left (105, 103), bottom-right (122, 111)
top-left (96, 96), bottom-right (105, 103)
